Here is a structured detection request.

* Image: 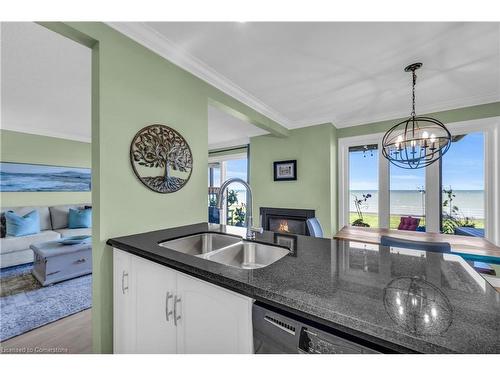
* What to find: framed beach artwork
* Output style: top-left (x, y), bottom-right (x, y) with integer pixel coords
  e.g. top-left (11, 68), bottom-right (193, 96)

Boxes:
top-left (0, 162), bottom-right (91, 192)
top-left (273, 160), bottom-right (297, 181)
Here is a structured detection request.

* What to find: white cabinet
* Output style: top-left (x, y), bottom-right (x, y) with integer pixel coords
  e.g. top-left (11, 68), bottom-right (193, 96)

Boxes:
top-left (176, 272), bottom-right (253, 354)
top-left (112, 248), bottom-right (253, 354)
top-left (113, 249), bottom-right (136, 354)
top-left (135, 256), bottom-right (177, 353)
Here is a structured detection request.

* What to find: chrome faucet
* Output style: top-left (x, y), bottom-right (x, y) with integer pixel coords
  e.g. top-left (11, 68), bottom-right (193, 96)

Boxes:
top-left (216, 178), bottom-right (263, 240)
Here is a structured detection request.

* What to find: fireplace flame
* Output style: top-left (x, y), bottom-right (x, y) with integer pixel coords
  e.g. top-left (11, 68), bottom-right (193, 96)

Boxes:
top-left (278, 220), bottom-right (289, 233)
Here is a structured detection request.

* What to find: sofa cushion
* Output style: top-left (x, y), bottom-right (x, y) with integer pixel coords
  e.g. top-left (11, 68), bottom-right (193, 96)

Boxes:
top-left (53, 228), bottom-right (91, 238)
top-left (49, 204), bottom-right (89, 230)
top-left (398, 216), bottom-right (420, 231)
top-left (1, 206), bottom-right (52, 231)
top-left (5, 210), bottom-right (40, 237)
top-left (68, 208), bottom-right (92, 229)
top-left (0, 230), bottom-right (60, 254)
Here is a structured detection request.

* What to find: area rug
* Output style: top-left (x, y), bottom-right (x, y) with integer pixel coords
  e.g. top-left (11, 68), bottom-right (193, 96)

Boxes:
top-left (0, 263), bottom-right (92, 341)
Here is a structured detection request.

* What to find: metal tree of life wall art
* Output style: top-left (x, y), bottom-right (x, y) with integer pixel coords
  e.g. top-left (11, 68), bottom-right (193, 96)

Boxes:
top-left (130, 124), bottom-right (193, 193)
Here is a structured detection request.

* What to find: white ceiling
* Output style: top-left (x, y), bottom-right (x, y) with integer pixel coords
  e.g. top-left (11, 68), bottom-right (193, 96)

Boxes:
top-left (1, 22), bottom-right (91, 142)
top-left (208, 105), bottom-right (268, 149)
top-left (112, 22), bottom-right (500, 129)
top-left (2, 22), bottom-right (498, 147)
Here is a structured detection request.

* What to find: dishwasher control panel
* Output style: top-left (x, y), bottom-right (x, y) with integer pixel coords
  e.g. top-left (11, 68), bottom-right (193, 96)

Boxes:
top-left (298, 327), bottom-right (377, 354)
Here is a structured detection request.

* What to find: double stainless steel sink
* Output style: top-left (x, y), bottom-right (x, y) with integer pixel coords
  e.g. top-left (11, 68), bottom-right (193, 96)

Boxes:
top-left (159, 232), bottom-right (290, 270)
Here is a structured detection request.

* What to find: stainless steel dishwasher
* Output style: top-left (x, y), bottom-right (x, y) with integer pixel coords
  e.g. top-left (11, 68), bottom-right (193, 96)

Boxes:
top-left (253, 302), bottom-right (381, 354)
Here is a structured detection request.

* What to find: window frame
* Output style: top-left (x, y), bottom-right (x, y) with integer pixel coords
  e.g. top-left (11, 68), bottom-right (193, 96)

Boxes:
top-left (338, 116), bottom-right (500, 245)
top-left (208, 151), bottom-right (248, 224)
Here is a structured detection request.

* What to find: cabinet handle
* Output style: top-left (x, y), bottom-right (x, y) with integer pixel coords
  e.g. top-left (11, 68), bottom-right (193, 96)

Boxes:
top-left (121, 271), bottom-right (129, 294)
top-left (173, 295), bottom-right (182, 326)
top-left (165, 292), bottom-right (173, 322)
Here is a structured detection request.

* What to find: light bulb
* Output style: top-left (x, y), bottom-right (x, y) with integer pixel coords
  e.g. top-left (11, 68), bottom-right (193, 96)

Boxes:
top-left (431, 307), bottom-right (437, 318)
top-left (424, 314), bottom-right (430, 323)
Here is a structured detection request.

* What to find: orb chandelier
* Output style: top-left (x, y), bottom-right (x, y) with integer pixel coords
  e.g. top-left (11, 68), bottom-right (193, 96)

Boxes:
top-left (382, 63), bottom-right (451, 169)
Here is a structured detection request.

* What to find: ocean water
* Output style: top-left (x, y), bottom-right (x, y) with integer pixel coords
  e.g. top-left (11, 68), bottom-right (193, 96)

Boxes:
top-left (220, 189), bottom-right (485, 220)
top-left (350, 190), bottom-right (485, 219)
top-left (0, 171), bottom-right (91, 192)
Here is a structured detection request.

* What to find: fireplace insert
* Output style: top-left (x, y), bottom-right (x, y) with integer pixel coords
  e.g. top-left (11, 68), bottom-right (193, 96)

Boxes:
top-left (260, 207), bottom-right (315, 236)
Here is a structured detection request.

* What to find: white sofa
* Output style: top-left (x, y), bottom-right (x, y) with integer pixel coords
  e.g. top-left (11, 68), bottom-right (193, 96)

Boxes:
top-left (0, 204), bottom-right (91, 268)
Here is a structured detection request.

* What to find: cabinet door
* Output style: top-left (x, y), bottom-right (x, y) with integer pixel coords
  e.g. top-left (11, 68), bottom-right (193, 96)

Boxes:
top-left (176, 273), bottom-right (253, 354)
top-left (113, 249), bottom-right (136, 354)
top-left (134, 256), bottom-right (177, 353)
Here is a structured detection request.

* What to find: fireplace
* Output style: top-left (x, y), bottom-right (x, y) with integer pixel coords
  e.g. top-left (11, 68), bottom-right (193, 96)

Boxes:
top-left (260, 207), bottom-right (315, 236)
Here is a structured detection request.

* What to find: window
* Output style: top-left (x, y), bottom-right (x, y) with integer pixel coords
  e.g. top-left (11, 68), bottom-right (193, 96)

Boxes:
top-left (208, 149), bottom-right (248, 226)
top-left (389, 165), bottom-right (426, 230)
top-left (348, 145), bottom-right (379, 228)
top-left (208, 163), bottom-right (221, 188)
top-left (339, 117), bottom-right (498, 243)
top-left (441, 132), bottom-right (485, 237)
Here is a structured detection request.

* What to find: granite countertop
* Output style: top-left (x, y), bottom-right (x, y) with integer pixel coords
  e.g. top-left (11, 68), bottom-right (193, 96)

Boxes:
top-left (107, 222), bottom-right (500, 354)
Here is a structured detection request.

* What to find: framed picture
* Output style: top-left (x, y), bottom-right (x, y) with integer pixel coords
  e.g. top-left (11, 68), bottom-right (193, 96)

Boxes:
top-left (0, 162), bottom-right (91, 192)
top-left (274, 233), bottom-right (297, 256)
top-left (273, 160), bottom-right (297, 181)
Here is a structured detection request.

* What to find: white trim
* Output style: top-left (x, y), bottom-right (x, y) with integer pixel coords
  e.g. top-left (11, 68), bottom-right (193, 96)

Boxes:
top-left (107, 22), bottom-right (292, 128)
top-left (1, 124), bottom-right (91, 143)
top-left (338, 133), bottom-right (384, 230)
top-left (425, 161), bottom-right (441, 233)
top-left (300, 94), bottom-right (500, 129)
top-left (378, 140), bottom-right (390, 229)
top-left (445, 116), bottom-right (500, 245)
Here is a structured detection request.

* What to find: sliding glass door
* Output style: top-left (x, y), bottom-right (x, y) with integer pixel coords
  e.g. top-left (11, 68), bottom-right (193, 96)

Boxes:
top-left (348, 145), bottom-right (379, 228)
top-left (440, 132), bottom-right (485, 237)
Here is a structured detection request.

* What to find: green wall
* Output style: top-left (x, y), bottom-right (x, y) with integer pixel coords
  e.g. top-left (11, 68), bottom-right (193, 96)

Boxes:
top-left (337, 102), bottom-right (500, 138)
top-left (0, 130), bottom-right (91, 207)
top-left (250, 124), bottom-right (337, 237)
top-left (39, 22), bottom-right (287, 354)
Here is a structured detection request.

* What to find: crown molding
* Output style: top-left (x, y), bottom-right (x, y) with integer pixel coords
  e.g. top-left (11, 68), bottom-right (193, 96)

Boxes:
top-left (107, 22), bottom-right (292, 129)
top-left (292, 92), bottom-right (500, 129)
top-left (1, 124), bottom-right (91, 143)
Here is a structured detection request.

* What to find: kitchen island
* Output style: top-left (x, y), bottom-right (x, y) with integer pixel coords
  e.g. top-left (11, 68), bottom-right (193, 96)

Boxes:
top-left (107, 223), bottom-right (500, 354)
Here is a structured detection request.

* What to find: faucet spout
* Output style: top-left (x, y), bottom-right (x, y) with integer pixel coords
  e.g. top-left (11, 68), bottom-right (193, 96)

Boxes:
top-left (215, 178), bottom-right (262, 240)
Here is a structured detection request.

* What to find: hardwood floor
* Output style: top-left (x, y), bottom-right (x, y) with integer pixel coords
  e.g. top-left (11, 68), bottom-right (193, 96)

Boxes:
top-left (0, 309), bottom-right (92, 354)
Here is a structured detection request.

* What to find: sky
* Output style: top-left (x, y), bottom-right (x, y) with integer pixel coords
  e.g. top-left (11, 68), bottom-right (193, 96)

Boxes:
top-left (349, 132), bottom-right (484, 191)
top-left (225, 159), bottom-right (248, 181)
top-left (209, 158), bottom-right (247, 189)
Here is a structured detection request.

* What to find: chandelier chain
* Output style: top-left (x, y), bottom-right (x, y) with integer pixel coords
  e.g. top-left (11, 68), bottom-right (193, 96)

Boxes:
top-left (411, 70), bottom-right (417, 117)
